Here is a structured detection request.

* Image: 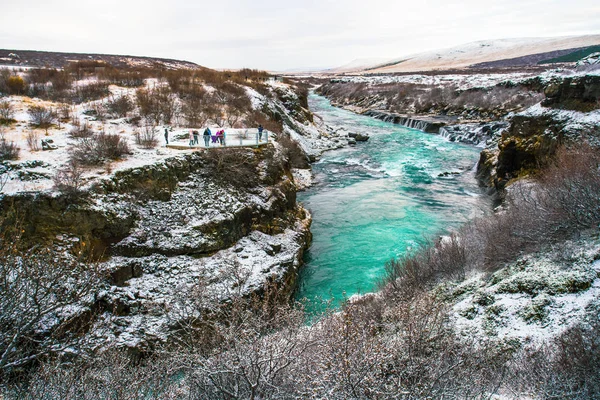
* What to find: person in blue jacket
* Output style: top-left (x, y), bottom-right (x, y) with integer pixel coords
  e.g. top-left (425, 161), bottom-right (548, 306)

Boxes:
top-left (203, 127), bottom-right (211, 147)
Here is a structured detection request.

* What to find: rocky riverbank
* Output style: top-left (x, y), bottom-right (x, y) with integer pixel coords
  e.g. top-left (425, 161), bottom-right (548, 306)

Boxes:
top-left (476, 74), bottom-right (600, 192)
top-left (0, 143), bottom-right (314, 356)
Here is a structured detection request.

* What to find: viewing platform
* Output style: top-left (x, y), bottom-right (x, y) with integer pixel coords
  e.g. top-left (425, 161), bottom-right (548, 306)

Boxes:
top-left (165, 128), bottom-right (271, 150)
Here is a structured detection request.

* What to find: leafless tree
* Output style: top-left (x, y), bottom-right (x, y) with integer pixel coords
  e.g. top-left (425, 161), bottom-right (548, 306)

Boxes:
top-left (0, 229), bottom-right (102, 375)
top-left (135, 124), bottom-right (159, 149)
top-left (53, 160), bottom-right (84, 197)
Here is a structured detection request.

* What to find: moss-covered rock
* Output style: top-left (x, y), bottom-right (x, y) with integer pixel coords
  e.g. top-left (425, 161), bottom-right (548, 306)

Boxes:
top-left (519, 294), bottom-right (553, 324)
top-left (541, 75), bottom-right (600, 112)
top-left (494, 114), bottom-right (563, 188)
top-left (493, 259), bottom-right (595, 296)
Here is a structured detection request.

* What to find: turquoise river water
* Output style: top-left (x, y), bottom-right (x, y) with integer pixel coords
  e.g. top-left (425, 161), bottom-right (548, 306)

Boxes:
top-left (295, 94), bottom-right (491, 311)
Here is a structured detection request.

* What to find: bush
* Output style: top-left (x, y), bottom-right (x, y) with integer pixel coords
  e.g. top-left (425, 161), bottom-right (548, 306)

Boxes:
top-left (245, 110), bottom-right (283, 134)
top-left (0, 100), bottom-right (15, 123)
top-left (0, 132), bottom-right (19, 161)
top-left (53, 160), bottom-right (84, 197)
top-left (68, 122), bottom-right (94, 138)
top-left (26, 131), bottom-right (40, 151)
top-left (0, 228), bottom-right (101, 376)
top-left (72, 82), bottom-right (110, 104)
top-left (70, 132), bottom-right (130, 165)
top-left (106, 95), bottom-right (133, 118)
top-left (136, 86), bottom-right (178, 125)
top-left (135, 125), bottom-right (158, 149)
top-left (512, 320), bottom-right (600, 398)
top-left (6, 75), bottom-right (25, 95)
top-left (28, 105), bottom-right (56, 132)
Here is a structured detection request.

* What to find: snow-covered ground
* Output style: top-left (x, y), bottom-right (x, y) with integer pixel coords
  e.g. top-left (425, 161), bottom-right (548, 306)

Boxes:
top-left (328, 65), bottom-right (600, 91)
top-left (450, 236), bottom-right (600, 345)
top-left (1, 84), bottom-right (273, 195)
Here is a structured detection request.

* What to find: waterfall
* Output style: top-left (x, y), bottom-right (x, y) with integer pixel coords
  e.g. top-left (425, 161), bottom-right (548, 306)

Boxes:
top-left (363, 110), bottom-right (436, 133)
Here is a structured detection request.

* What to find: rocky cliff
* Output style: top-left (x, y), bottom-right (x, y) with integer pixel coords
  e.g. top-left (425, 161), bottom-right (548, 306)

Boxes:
top-left (476, 74), bottom-right (600, 191)
top-left (0, 144), bottom-right (313, 354)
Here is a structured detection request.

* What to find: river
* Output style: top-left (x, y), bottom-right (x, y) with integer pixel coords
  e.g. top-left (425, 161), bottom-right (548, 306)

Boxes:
top-left (295, 94), bottom-right (491, 312)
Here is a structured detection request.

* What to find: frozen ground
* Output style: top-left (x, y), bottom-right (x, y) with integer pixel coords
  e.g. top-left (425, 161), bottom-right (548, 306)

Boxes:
top-left (0, 81), bottom-right (292, 195)
top-left (449, 236), bottom-right (600, 345)
top-left (328, 64), bottom-right (600, 91)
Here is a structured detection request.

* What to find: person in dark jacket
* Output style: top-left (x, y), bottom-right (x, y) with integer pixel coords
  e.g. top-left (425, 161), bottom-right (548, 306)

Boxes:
top-left (193, 130), bottom-right (199, 145)
top-left (164, 127), bottom-right (169, 145)
top-left (258, 124), bottom-right (264, 141)
top-left (203, 127), bottom-right (211, 147)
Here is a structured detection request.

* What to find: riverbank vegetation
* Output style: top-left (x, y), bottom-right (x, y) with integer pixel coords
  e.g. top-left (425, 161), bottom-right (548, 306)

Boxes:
top-left (317, 79), bottom-right (544, 119)
top-left (3, 143), bottom-right (599, 398)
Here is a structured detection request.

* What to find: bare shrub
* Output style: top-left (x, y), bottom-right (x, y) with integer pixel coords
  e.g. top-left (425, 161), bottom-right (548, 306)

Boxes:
top-left (135, 125), bottom-right (158, 149)
top-left (53, 160), bottom-right (84, 197)
top-left (106, 94), bottom-right (133, 118)
top-left (7, 351), bottom-right (181, 399)
top-left (68, 122), bottom-right (94, 138)
top-left (224, 93), bottom-right (252, 127)
top-left (538, 144), bottom-right (600, 229)
top-left (96, 132), bottom-right (130, 160)
top-left (71, 82), bottom-right (110, 104)
top-left (0, 132), bottom-right (19, 161)
top-left (0, 100), bottom-right (15, 123)
top-left (511, 320), bottom-right (600, 398)
top-left (245, 110), bottom-right (283, 134)
top-left (0, 228), bottom-right (101, 375)
top-left (136, 86), bottom-right (179, 125)
top-left (181, 87), bottom-right (209, 127)
top-left (49, 71), bottom-right (73, 93)
top-left (57, 103), bottom-right (73, 122)
top-left (28, 105), bottom-right (56, 133)
top-left (185, 296), bottom-right (312, 399)
top-left (91, 102), bottom-right (107, 121)
top-left (26, 131), bottom-right (40, 151)
top-left (70, 132), bottom-right (130, 165)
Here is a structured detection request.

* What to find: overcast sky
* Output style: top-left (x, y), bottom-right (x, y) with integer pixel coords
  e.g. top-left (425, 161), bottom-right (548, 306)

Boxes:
top-left (1, 0), bottom-right (599, 71)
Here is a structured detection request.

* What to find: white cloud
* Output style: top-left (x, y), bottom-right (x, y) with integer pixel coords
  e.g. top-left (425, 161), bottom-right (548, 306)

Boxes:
top-left (1, 0), bottom-right (598, 70)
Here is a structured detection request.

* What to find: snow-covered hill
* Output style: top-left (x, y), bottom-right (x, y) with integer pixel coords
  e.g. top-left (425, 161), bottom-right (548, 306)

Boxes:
top-left (330, 35), bottom-right (600, 74)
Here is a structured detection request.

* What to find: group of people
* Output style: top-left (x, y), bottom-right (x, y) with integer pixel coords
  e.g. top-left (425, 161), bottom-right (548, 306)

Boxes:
top-left (164, 124), bottom-right (265, 148)
top-left (184, 128), bottom-right (225, 147)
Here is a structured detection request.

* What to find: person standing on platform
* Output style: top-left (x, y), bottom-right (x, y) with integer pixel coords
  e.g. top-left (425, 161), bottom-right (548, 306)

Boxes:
top-left (203, 127), bottom-right (211, 147)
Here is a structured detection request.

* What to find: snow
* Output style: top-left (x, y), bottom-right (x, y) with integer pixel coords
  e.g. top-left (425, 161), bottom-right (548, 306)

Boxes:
top-left (329, 72), bottom-right (539, 91)
top-left (334, 35), bottom-right (600, 74)
top-left (291, 168), bottom-right (313, 191)
top-left (0, 95), bottom-right (270, 195)
top-left (520, 101), bottom-right (600, 125)
top-left (91, 218), bottom-right (310, 349)
top-left (450, 237), bottom-right (600, 345)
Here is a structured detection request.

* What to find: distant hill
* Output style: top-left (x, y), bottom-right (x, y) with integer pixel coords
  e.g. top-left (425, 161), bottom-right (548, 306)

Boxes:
top-left (0, 49), bottom-right (201, 70)
top-left (539, 45), bottom-right (600, 64)
top-left (329, 35), bottom-right (600, 74)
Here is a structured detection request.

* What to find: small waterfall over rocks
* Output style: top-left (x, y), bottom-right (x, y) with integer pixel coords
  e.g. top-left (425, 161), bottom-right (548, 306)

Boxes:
top-left (440, 122), bottom-right (509, 146)
top-left (363, 110), bottom-right (448, 133)
top-left (362, 110), bottom-right (508, 146)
